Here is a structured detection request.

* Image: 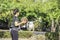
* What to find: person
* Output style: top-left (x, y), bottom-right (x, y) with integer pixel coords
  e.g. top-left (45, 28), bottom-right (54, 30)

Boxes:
top-left (20, 17), bottom-right (28, 30)
top-left (20, 17), bottom-right (34, 31)
top-left (10, 8), bottom-right (27, 40)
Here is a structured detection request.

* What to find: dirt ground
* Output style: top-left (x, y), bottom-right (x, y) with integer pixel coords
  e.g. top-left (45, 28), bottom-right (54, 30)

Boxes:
top-left (0, 38), bottom-right (29, 40)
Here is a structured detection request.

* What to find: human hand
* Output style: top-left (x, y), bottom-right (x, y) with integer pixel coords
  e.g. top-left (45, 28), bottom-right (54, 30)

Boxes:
top-left (21, 20), bottom-right (27, 24)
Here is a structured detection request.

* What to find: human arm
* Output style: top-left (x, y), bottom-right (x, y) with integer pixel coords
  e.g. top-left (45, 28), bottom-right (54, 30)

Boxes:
top-left (14, 20), bottom-right (27, 27)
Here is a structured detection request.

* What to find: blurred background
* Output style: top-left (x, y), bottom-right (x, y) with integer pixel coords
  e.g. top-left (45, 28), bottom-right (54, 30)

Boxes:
top-left (0, 0), bottom-right (60, 40)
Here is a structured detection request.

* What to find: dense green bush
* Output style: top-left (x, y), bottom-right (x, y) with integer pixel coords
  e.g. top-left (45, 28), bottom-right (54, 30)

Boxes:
top-left (19, 31), bottom-right (33, 38)
top-left (45, 32), bottom-right (59, 40)
top-left (0, 31), bottom-right (5, 38)
top-left (0, 31), bottom-right (33, 38)
top-left (0, 31), bottom-right (11, 38)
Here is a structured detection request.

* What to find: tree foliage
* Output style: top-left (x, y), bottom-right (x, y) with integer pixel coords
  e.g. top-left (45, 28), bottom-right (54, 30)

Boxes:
top-left (0, 0), bottom-right (60, 30)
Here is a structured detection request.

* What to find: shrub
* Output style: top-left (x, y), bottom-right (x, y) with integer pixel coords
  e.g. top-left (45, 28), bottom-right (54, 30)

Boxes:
top-left (0, 31), bottom-right (5, 38)
top-left (0, 31), bottom-right (33, 38)
top-left (19, 31), bottom-right (33, 38)
top-left (45, 32), bottom-right (59, 40)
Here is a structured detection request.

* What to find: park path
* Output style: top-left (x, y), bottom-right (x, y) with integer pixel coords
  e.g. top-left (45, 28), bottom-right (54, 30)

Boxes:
top-left (0, 38), bottom-right (29, 40)
top-left (0, 38), bottom-right (38, 40)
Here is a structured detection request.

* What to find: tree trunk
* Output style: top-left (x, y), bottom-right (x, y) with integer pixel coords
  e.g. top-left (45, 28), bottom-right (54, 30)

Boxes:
top-left (59, 20), bottom-right (60, 40)
top-left (51, 19), bottom-right (55, 32)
